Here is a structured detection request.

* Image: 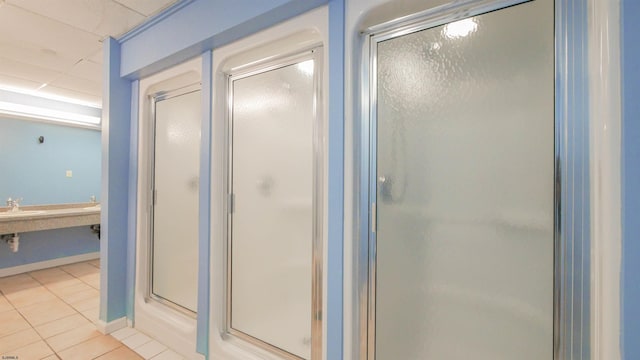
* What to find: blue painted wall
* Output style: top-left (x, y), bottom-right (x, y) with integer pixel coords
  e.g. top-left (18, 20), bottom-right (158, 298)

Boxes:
top-left (196, 51), bottom-right (212, 355)
top-left (327, 1), bottom-right (345, 359)
top-left (0, 227), bottom-right (99, 269)
top-left (556, 0), bottom-right (591, 357)
top-left (0, 117), bottom-right (101, 269)
top-left (100, 37), bottom-right (132, 323)
top-left (126, 80), bottom-right (139, 322)
top-left (621, 0), bottom-right (639, 359)
top-left (0, 117), bottom-right (101, 205)
top-left (119, 0), bottom-right (326, 78)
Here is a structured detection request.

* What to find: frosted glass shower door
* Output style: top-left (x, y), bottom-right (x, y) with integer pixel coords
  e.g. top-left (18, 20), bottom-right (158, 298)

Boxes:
top-left (228, 56), bottom-right (320, 360)
top-left (151, 89), bottom-right (201, 313)
top-left (372, 1), bottom-right (554, 359)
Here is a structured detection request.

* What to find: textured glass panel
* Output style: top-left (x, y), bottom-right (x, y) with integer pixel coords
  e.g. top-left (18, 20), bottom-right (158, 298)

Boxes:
top-left (374, 1), bottom-right (554, 359)
top-left (152, 90), bottom-right (201, 312)
top-left (231, 61), bottom-right (314, 359)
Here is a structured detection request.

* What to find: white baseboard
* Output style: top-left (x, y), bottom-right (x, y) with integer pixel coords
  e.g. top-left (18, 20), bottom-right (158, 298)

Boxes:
top-left (0, 252), bottom-right (100, 277)
top-left (96, 316), bottom-right (128, 334)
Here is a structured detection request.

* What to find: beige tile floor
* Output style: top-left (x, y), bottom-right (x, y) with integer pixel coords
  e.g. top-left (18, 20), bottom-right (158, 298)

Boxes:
top-left (0, 260), bottom-right (184, 360)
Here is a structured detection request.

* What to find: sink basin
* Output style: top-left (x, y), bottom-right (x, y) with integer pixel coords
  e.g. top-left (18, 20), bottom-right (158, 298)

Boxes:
top-left (0, 210), bottom-right (46, 217)
top-left (0, 205), bottom-right (101, 234)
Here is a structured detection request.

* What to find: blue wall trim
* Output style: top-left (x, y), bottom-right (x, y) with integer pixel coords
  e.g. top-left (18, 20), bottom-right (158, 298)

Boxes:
top-left (126, 80), bottom-right (140, 321)
top-left (117, 0), bottom-right (196, 43)
top-left (196, 51), bottom-right (213, 357)
top-left (0, 227), bottom-right (98, 268)
top-left (621, 0), bottom-right (640, 358)
top-left (118, 0), bottom-right (327, 79)
top-left (327, 0), bottom-right (345, 358)
top-left (100, 37), bottom-right (132, 323)
top-left (556, 0), bottom-right (591, 357)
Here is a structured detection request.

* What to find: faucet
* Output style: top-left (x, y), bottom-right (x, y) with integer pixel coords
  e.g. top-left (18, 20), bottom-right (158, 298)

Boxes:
top-left (6, 197), bottom-right (21, 212)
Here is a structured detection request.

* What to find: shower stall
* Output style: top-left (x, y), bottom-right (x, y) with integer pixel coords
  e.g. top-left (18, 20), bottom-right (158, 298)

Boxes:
top-left (223, 50), bottom-right (323, 360)
top-left (135, 58), bottom-right (204, 360)
top-left (362, 0), bottom-right (555, 358)
top-left (208, 7), bottom-right (329, 360)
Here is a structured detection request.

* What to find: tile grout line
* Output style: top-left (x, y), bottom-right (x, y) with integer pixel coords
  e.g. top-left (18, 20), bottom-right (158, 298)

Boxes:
top-left (50, 261), bottom-right (103, 359)
top-left (0, 261), bottom-right (144, 360)
top-left (31, 264), bottom-right (100, 317)
top-left (51, 330), bottom-right (114, 355)
top-left (25, 270), bottom-right (97, 326)
top-left (0, 263), bottom-right (99, 358)
top-left (112, 327), bottom-right (169, 358)
top-left (0, 284), bottom-right (55, 358)
top-left (20, 271), bottom-right (85, 357)
top-left (0, 327), bottom-right (47, 355)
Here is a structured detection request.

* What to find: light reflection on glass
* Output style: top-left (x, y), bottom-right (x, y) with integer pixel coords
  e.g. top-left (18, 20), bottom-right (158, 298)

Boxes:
top-left (297, 60), bottom-right (314, 76)
top-left (443, 18), bottom-right (478, 39)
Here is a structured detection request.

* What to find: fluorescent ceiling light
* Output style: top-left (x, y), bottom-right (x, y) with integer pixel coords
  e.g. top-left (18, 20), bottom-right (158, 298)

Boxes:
top-left (0, 85), bottom-right (101, 108)
top-left (0, 101), bottom-right (101, 127)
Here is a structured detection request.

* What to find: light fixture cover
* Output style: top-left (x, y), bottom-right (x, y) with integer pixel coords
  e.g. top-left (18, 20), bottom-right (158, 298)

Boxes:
top-left (0, 89), bottom-right (101, 129)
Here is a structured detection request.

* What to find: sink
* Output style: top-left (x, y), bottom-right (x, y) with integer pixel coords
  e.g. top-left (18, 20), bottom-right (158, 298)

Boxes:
top-left (0, 210), bottom-right (46, 218)
top-left (0, 203), bottom-right (102, 235)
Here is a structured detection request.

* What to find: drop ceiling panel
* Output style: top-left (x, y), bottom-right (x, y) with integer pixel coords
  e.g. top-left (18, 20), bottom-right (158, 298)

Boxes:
top-left (38, 84), bottom-right (102, 106)
top-left (0, 41), bottom-right (79, 73)
top-left (0, 57), bottom-right (62, 85)
top-left (69, 60), bottom-right (102, 83)
top-left (7, 0), bottom-right (146, 38)
top-left (50, 75), bottom-right (101, 97)
top-left (0, 0), bottom-right (179, 105)
top-left (0, 73), bottom-right (42, 91)
top-left (87, 49), bottom-right (103, 64)
top-left (0, 4), bottom-right (102, 61)
top-left (114, 0), bottom-right (177, 17)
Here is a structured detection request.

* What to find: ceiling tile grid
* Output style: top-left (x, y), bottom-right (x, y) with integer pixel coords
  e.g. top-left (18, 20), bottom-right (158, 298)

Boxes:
top-left (0, 0), bottom-right (180, 106)
top-left (114, 0), bottom-right (177, 17)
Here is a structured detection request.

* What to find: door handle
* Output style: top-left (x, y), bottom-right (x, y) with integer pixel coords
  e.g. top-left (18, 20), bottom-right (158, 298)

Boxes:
top-left (379, 175), bottom-right (393, 202)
